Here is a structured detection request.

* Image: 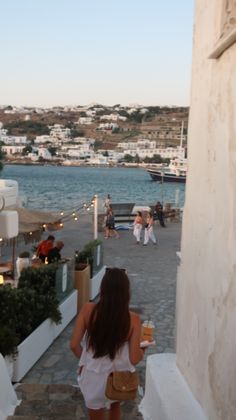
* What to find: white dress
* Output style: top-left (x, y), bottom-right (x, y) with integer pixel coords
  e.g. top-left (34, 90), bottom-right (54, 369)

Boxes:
top-left (133, 223), bottom-right (142, 242)
top-left (77, 338), bottom-right (135, 409)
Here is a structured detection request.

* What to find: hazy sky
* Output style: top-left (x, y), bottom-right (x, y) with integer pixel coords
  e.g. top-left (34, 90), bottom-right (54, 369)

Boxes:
top-left (0, 0), bottom-right (195, 108)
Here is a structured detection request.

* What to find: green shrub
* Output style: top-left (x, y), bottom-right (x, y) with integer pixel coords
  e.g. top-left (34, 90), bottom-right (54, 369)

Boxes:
top-left (0, 326), bottom-right (19, 357)
top-left (0, 264), bottom-right (62, 356)
top-left (18, 264), bottom-right (62, 324)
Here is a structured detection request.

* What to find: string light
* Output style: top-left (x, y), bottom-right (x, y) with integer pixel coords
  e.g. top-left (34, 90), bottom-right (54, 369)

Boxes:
top-left (0, 238), bottom-right (3, 242)
top-left (57, 196), bottom-right (96, 224)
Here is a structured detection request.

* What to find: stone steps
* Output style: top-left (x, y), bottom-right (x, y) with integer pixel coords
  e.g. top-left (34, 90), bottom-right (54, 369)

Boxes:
top-left (8, 383), bottom-right (143, 419)
top-left (7, 384), bottom-right (86, 420)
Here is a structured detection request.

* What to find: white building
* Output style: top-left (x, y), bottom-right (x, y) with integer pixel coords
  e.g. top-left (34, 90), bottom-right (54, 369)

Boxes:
top-left (118, 115), bottom-right (127, 121)
top-left (117, 139), bottom-right (185, 159)
top-left (86, 110), bottom-right (96, 117)
top-left (88, 154), bottom-right (109, 165)
top-left (98, 123), bottom-right (119, 131)
top-left (141, 1), bottom-right (236, 420)
top-left (73, 137), bottom-right (95, 146)
top-left (77, 117), bottom-right (94, 125)
top-left (34, 135), bottom-right (52, 144)
top-left (117, 139), bottom-right (156, 150)
top-left (0, 133), bottom-right (28, 145)
top-left (38, 148), bottom-right (52, 160)
top-left (61, 144), bottom-right (94, 159)
top-left (49, 124), bottom-right (71, 140)
top-left (2, 145), bottom-right (26, 155)
top-left (100, 114), bottom-right (119, 121)
top-left (97, 149), bottom-right (123, 162)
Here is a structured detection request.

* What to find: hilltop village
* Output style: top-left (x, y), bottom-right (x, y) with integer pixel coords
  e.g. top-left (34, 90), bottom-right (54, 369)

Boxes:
top-left (0, 103), bottom-right (188, 166)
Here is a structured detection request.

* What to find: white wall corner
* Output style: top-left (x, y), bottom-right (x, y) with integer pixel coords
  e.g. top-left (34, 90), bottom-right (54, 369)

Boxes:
top-left (139, 353), bottom-right (207, 420)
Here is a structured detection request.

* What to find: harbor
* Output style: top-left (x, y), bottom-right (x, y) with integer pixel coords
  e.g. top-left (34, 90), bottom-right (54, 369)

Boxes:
top-left (1, 165), bottom-right (186, 211)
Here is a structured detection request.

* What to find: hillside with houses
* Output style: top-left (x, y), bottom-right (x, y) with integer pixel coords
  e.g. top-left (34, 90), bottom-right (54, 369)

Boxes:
top-left (0, 104), bottom-right (188, 166)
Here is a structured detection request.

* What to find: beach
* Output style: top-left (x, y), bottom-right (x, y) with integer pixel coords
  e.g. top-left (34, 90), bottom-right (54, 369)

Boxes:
top-left (18, 214), bottom-right (181, 418)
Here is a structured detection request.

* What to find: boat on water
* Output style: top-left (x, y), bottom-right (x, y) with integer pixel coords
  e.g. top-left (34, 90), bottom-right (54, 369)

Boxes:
top-left (146, 157), bottom-right (187, 183)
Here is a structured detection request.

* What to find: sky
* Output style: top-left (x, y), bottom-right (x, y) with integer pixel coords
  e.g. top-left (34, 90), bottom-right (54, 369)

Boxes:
top-left (0, 0), bottom-right (195, 108)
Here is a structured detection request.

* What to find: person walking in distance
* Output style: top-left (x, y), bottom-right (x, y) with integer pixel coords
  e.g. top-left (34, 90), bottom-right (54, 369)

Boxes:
top-left (105, 207), bottom-right (119, 239)
top-left (143, 212), bottom-right (157, 246)
top-left (154, 201), bottom-right (166, 227)
top-left (70, 268), bottom-right (145, 420)
top-left (104, 194), bottom-right (111, 210)
top-left (133, 211), bottom-right (143, 244)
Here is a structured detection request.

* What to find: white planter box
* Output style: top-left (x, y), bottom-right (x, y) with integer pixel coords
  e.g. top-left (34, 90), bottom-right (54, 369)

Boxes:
top-left (12, 290), bottom-right (77, 382)
top-left (90, 266), bottom-right (106, 300)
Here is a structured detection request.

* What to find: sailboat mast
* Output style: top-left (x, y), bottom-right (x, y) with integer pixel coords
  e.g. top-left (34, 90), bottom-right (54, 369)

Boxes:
top-left (180, 120), bottom-right (184, 149)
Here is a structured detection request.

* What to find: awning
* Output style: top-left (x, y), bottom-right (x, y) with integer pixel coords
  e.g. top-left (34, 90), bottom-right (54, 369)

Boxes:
top-left (6, 208), bottom-right (63, 242)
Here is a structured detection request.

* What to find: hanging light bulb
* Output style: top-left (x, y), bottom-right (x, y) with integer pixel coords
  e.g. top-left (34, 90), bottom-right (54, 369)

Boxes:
top-left (72, 212), bottom-right (76, 217)
top-left (43, 224), bottom-right (47, 228)
top-left (74, 216), bottom-right (78, 221)
top-left (29, 231), bottom-right (33, 236)
top-left (59, 223), bottom-right (64, 228)
top-left (60, 211), bottom-right (64, 216)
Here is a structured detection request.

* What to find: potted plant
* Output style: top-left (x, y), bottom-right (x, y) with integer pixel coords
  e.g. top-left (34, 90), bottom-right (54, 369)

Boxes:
top-left (16, 251), bottom-right (31, 278)
top-left (74, 250), bottom-right (91, 313)
top-left (75, 239), bottom-right (102, 276)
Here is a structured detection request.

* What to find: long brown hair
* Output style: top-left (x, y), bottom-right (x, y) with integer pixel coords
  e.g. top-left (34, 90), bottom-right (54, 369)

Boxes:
top-left (87, 268), bottom-right (131, 359)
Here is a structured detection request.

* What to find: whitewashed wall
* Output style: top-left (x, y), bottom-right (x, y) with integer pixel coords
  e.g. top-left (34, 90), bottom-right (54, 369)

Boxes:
top-left (176, 1), bottom-right (236, 419)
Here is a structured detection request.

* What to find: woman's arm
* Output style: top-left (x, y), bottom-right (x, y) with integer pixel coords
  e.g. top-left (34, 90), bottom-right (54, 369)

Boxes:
top-left (70, 302), bottom-right (94, 359)
top-left (128, 312), bottom-right (145, 365)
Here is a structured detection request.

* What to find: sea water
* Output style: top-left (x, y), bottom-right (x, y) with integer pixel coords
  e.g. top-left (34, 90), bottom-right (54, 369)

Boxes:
top-left (2, 165), bottom-right (185, 212)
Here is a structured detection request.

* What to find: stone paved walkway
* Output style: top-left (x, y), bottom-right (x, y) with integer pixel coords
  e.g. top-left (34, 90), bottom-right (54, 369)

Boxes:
top-left (11, 217), bottom-right (181, 419)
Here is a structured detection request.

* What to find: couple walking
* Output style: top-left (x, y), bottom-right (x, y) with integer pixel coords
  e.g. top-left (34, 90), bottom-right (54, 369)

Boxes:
top-left (133, 211), bottom-right (157, 245)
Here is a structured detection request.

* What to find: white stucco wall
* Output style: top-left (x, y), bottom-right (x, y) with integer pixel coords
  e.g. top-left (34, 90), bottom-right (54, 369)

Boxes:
top-left (176, 1), bottom-right (236, 419)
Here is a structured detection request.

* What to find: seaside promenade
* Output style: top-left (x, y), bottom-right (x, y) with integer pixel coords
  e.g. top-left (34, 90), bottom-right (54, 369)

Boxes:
top-left (12, 215), bottom-right (181, 419)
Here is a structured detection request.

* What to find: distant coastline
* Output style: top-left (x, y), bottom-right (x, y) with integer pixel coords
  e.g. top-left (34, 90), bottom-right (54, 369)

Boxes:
top-left (3, 160), bottom-right (149, 169)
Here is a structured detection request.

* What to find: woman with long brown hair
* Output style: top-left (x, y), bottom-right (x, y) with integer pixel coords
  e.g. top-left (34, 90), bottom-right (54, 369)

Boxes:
top-left (70, 268), bottom-right (144, 420)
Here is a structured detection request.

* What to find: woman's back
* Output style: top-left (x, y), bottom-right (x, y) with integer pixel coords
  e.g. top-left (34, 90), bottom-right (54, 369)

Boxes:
top-left (70, 268), bottom-right (144, 419)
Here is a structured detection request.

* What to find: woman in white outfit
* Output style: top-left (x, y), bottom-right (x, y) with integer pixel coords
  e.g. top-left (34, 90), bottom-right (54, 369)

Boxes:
top-left (70, 268), bottom-right (145, 420)
top-left (133, 211), bottom-right (143, 244)
top-left (143, 212), bottom-right (157, 245)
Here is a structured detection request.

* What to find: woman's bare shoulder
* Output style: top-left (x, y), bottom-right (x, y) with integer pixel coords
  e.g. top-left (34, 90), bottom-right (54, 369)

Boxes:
top-left (129, 311), bottom-right (141, 325)
top-left (83, 301), bottom-right (95, 311)
top-left (80, 302), bottom-right (95, 319)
